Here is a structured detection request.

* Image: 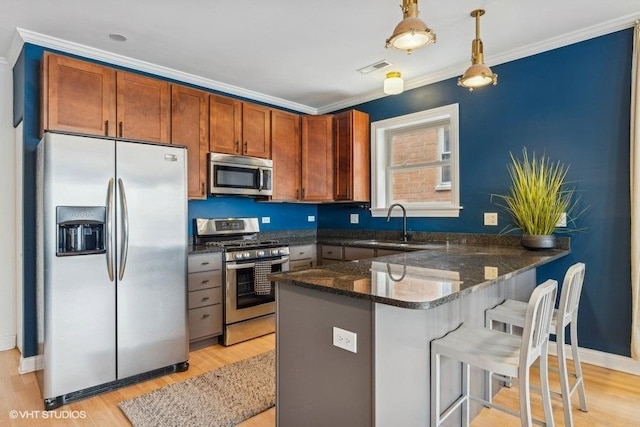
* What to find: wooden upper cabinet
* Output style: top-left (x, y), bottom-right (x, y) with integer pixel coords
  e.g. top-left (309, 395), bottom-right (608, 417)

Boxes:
top-left (41, 52), bottom-right (116, 137)
top-left (271, 110), bottom-right (300, 201)
top-left (209, 95), bottom-right (242, 155)
top-left (41, 52), bottom-right (170, 143)
top-left (334, 110), bottom-right (370, 202)
top-left (242, 102), bottom-right (271, 158)
top-left (301, 115), bottom-right (333, 201)
top-left (171, 84), bottom-right (209, 200)
top-left (116, 71), bottom-right (170, 143)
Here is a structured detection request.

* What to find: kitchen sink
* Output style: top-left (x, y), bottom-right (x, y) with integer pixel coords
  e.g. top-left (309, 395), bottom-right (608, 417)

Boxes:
top-left (352, 240), bottom-right (448, 249)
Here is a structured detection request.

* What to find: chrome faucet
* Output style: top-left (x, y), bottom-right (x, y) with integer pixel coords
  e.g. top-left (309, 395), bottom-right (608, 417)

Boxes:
top-left (386, 203), bottom-right (409, 242)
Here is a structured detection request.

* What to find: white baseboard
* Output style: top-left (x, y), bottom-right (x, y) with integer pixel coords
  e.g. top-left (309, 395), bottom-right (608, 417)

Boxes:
top-left (19, 354), bottom-right (43, 374)
top-left (549, 343), bottom-right (640, 376)
top-left (0, 334), bottom-right (16, 351)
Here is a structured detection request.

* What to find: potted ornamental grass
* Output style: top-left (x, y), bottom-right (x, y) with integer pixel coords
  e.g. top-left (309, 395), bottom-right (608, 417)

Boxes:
top-left (492, 148), bottom-right (580, 249)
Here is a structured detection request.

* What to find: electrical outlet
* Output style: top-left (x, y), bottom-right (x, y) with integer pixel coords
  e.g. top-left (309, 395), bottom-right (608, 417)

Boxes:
top-left (484, 212), bottom-right (498, 226)
top-left (333, 327), bottom-right (357, 353)
top-left (350, 214), bottom-right (359, 224)
top-left (557, 212), bottom-right (567, 227)
top-left (261, 216), bottom-right (270, 224)
top-left (484, 266), bottom-right (499, 279)
top-left (308, 215), bottom-right (315, 222)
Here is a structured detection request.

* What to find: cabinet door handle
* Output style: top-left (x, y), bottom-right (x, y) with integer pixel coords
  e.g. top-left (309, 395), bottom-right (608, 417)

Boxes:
top-left (243, 141), bottom-right (248, 152)
top-left (105, 120), bottom-right (109, 136)
top-left (235, 141), bottom-right (239, 153)
top-left (201, 182), bottom-right (205, 195)
top-left (202, 314), bottom-right (210, 319)
top-left (119, 121), bottom-right (123, 138)
top-left (301, 188), bottom-right (305, 198)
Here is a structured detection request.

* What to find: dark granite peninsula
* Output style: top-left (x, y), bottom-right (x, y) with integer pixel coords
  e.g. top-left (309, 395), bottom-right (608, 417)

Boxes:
top-left (270, 243), bottom-right (569, 427)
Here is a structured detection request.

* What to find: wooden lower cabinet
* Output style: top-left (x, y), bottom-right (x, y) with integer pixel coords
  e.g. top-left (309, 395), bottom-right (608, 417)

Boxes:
top-left (171, 84), bottom-right (208, 199)
top-left (301, 115), bottom-right (333, 201)
top-left (187, 253), bottom-right (223, 345)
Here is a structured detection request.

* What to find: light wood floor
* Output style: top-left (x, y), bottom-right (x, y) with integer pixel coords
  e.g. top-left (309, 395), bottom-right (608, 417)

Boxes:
top-left (1, 334), bottom-right (639, 426)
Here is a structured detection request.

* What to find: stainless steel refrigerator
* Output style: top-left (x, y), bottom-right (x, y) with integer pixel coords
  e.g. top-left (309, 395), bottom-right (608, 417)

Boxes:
top-left (36, 132), bottom-right (189, 410)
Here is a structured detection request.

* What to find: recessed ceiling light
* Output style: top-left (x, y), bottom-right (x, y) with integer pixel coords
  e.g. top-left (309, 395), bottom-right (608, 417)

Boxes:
top-left (108, 33), bottom-right (128, 42)
top-left (357, 60), bottom-right (392, 74)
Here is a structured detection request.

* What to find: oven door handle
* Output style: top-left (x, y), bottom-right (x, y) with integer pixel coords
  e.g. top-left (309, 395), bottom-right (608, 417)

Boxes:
top-left (226, 256), bottom-right (290, 270)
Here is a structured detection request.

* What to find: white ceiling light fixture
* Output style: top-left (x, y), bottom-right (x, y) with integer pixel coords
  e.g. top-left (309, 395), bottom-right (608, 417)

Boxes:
top-left (458, 9), bottom-right (498, 91)
top-left (383, 71), bottom-right (404, 95)
top-left (108, 33), bottom-right (128, 42)
top-left (385, 0), bottom-right (436, 54)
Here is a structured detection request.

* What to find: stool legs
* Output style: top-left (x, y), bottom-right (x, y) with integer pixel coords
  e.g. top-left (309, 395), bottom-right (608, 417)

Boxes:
top-left (570, 318), bottom-right (588, 413)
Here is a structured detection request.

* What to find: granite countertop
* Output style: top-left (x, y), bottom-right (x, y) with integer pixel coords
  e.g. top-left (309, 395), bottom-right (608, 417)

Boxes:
top-left (270, 243), bottom-right (569, 309)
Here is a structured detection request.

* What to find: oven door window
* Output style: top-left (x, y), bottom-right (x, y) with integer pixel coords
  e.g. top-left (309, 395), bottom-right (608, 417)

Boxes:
top-left (235, 259), bottom-right (283, 309)
top-left (214, 165), bottom-right (259, 189)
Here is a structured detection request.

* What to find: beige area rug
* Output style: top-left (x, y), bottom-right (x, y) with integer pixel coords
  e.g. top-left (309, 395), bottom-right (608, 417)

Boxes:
top-left (119, 350), bottom-right (275, 427)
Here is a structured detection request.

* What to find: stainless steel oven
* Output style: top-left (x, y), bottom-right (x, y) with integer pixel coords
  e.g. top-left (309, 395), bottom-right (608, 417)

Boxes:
top-left (224, 247), bottom-right (289, 345)
top-left (193, 217), bottom-right (289, 346)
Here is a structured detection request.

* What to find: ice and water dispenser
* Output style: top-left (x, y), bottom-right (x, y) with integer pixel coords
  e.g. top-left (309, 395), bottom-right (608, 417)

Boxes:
top-left (56, 206), bottom-right (106, 256)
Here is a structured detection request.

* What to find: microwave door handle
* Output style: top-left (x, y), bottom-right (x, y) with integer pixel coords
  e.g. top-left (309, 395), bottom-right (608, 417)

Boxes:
top-left (258, 168), bottom-right (264, 191)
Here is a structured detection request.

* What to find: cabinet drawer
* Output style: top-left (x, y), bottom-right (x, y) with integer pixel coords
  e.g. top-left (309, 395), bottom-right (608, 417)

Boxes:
top-left (321, 245), bottom-right (343, 260)
top-left (189, 304), bottom-right (222, 340)
top-left (188, 287), bottom-right (222, 309)
top-left (290, 244), bottom-right (316, 261)
top-left (188, 252), bottom-right (222, 273)
top-left (188, 270), bottom-right (222, 292)
top-left (290, 259), bottom-right (315, 271)
top-left (344, 246), bottom-right (375, 261)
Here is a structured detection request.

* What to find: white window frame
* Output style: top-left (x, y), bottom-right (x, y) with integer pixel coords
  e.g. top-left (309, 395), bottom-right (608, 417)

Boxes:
top-left (370, 103), bottom-right (461, 218)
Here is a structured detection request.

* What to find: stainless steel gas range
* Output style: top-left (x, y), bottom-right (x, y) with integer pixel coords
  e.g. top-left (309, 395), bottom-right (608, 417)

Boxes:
top-left (194, 217), bottom-right (289, 346)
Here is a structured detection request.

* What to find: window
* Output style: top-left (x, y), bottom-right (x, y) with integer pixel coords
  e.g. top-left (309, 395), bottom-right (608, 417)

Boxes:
top-left (371, 104), bottom-right (460, 217)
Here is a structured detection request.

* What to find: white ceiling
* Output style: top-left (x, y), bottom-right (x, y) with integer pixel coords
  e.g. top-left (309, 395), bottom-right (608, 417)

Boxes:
top-left (1, 0), bottom-right (639, 114)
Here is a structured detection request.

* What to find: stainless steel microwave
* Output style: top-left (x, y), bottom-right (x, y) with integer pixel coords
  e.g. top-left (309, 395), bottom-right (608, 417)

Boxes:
top-left (209, 153), bottom-right (273, 196)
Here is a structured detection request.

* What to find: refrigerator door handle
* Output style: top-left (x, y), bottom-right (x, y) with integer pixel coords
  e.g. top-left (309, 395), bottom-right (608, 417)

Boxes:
top-left (118, 178), bottom-right (130, 281)
top-left (106, 178), bottom-right (115, 281)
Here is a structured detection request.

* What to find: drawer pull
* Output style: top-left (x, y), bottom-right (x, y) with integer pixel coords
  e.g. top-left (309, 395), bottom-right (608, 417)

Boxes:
top-left (201, 262), bottom-right (210, 266)
top-left (201, 297), bottom-right (210, 302)
top-left (201, 280), bottom-right (210, 284)
top-left (202, 314), bottom-right (210, 319)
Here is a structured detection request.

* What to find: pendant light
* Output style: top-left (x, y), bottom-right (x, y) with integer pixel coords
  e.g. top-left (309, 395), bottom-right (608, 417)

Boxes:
top-left (383, 72), bottom-right (404, 95)
top-left (385, 0), bottom-right (436, 54)
top-left (458, 9), bottom-right (498, 91)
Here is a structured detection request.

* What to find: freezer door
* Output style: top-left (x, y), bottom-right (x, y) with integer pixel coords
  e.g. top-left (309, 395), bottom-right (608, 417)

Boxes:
top-left (39, 133), bottom-right (117, 399)
top-left (115, 141), bottom-right (188, 379)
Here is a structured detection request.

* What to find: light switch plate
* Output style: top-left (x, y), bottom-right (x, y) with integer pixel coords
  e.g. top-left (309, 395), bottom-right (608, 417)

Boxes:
top-left (308, 215), bottom-right (315, 222)
top-left (261, 217), bottom-right (270, 224)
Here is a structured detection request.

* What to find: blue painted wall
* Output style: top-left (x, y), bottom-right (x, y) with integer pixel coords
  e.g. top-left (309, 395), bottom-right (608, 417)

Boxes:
top-left (319, 29), bottom-right (633, 356)
top-left (188, 198), bottom-right (317, 236)
top-left (16, 28), bottom-right (633, 358)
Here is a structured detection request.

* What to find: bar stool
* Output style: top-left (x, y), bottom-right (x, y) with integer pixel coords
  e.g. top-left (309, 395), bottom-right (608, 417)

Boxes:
top-left (431, 279), bottom-right (557, 427)
top-left (485, 262), bottom-right (588, 427)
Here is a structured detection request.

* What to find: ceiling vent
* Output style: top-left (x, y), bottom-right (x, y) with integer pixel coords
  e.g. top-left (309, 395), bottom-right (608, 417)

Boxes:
top-left (357, 60), bottom-right (392, 74)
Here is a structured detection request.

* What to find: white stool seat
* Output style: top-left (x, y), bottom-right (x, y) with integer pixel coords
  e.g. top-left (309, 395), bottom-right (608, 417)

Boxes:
top-left (485, 262), bottom-right (588, 427)
top-left (431, 279), bottom-right (558, 427)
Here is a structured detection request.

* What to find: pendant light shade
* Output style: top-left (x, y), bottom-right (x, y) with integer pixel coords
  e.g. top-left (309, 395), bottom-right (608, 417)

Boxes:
top-left (385, 0), bottom-right (436, 54)
top-left (383, 71), bottom-right (404, 95)
top-left (458, 9), bottom-right (498, 91)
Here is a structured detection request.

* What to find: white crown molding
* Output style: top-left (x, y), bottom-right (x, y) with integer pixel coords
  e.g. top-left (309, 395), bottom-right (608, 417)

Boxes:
top-left (321, 13), bottom-right (640, 114)
top-left (14, 28), bottom-right (317, 115)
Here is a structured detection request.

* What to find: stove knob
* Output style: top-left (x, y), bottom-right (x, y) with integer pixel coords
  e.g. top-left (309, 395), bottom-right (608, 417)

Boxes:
top-left (271, 249), bottom-right (279, 256)
top-left (243, 252), bottom-right (251, 259)
top-left (257, 250), bottom-right (265, 257)
top-left (235, 252), bottom-right (244, 260)
top-left (279, 248), bottom-right (287, 255)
